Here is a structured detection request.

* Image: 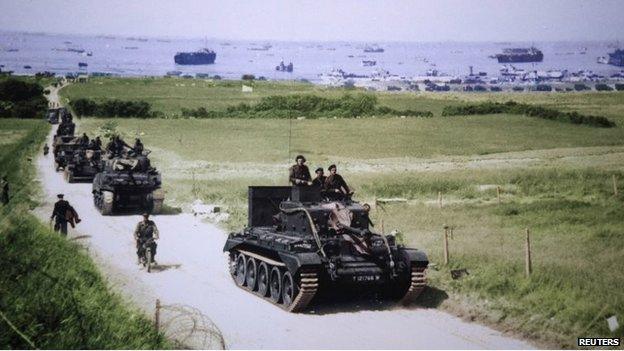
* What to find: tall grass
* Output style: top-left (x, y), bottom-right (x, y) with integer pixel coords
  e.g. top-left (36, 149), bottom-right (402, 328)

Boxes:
top-left (0, 119), bottom-right (171, 349)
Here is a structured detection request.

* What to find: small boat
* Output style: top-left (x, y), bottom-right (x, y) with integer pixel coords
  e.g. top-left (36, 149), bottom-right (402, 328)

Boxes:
top-left (78, 62), bottom-right (88, 67)
top-left (597, 56), bottom-right (608, 64)
top-left (364, 44), bottom-right (384, 53)
top-left (123, 46), bottom-right (139, 50)
top-left (275, 60), bottom-right (293, 72)
top-left (166, 70), bottom-right (182, 76)
top-left (23, 65), bottom-right (32, 69)
top-left (362, 60), bottom-right (376, 66)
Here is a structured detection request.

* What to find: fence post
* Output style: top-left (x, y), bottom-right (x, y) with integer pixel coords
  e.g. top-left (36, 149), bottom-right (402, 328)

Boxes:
top-left (443, 225), bottom-right (449, 265)
top-left (450, 226), bottom-right (454, 240)
top-left (438, 191), bottom-right (442, 208)
top-left (497, 186), bottom-right (501, 204)
top-left (525, 228), bottom-right (532, 277)
top-left (381, 218), bottom-right (385, 235)
top-left (155, 299), bottom-right (161, 332)
top-left (613, 175), bottom-right (619, 197)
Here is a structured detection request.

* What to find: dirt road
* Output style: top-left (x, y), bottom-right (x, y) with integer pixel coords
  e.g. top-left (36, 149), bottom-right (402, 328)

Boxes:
top-left (33, 94), bottom-right (533, 348)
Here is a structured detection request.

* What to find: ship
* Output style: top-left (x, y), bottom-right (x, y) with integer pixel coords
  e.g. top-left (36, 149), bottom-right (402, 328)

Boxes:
top-left (364, 44), bottom-right (384, 53)
top-left (362, 60), bottom-right (376, 66)
top-left (275, 60), bottom-right (293, 72)
top-left (493, 47), bottom-right (543, 63)
top-left (607, 49), bottom-right (624, 67)
top-left (78, 62), bottom-right (88, 67)
top-left (174, 48), bottom-right (217, 65)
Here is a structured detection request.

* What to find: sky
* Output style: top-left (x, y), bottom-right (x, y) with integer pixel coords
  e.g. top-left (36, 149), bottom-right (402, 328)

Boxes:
top-left (0, 0), bottom-right (623, 42)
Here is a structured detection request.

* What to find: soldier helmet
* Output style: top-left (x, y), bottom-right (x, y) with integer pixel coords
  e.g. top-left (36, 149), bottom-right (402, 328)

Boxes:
top-left (57, 194), bottom-right (64, 198)
top-left (328, 164), bottom-right (337, 171)
top-left (315, 167), bottom-right (323, 173)
top-left (142, 212), bottom-right (150, 218)
top-left (295, 155), bottom-right (306, 162)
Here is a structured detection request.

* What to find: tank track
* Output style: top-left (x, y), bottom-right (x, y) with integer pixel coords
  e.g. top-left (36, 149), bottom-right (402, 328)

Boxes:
top-left (229, 250), bottom-right (319, 313)
top-left (399, 264), bottom-right (427, 304)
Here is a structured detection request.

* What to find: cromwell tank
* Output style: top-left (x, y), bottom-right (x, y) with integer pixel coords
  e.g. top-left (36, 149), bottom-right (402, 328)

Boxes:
top-left (92, 151), bottom-right (164, 215)
top-left (64, 147), bottom-right (103, 183)
top-left (223, 186), bottom-right (428, 312)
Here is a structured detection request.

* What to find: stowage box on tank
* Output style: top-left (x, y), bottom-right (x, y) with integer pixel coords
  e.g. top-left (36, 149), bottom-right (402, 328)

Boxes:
top-left (92, 152), bottom-right (164, 215)
top-left (223, 186), bottom-right (428, 312)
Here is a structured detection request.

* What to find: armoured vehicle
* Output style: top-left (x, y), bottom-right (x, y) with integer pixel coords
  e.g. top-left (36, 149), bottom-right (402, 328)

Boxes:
top-left (53, 136), bottom-right (82, 171)
top-left (92, 151), bottom-right (164, 215)
top-left (174, 48), bottom-right (217, 65)
top-left (55, 109), bottom-right (75, 137)
top-left (223, 186), bottom-right (428, 312)
top-left (608, 49), bottom-right (624, 67)
top-left (46, 108), bottom-right (60, 124)
top-left (64, 147), bottom-right (103, 182)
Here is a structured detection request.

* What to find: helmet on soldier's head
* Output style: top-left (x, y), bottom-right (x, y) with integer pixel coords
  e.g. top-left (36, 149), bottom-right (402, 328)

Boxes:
top-left (295, 155), bottom-right (306, 162)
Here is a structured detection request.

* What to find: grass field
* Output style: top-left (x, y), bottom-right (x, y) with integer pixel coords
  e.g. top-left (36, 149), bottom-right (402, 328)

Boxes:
top-left (66, 78), bottom-right (624, 347)
top-left (0, 119), bottom-right (171, 349)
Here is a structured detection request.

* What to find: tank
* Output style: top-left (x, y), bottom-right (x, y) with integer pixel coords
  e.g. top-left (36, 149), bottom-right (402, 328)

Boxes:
top-left (64, 147), bottom-right (103, 182)
top-left (46, 108), bottom-right (60, 124)
top-left (92, 151), bottom-right (164, 215)
top-left (52, 136), bottom-right (82, 171)
top-left (223, 186), bottom-right (428, 312)
top-left (55, 108), bottom-right (75, 137)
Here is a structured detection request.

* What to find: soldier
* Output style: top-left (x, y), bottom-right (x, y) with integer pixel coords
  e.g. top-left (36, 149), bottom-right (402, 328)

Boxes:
top-left (288, 155), bottom-right (312, 186)
top-left (134, 213), bottom-right (159, 266)
top-left (324, 164), bottom-right (353, 200)
top-left (93, 136), bottom-right (102, 150)
top-left (50, 194), bottom-right (79, 235)
top-left (133, 138), bottom-right (144, 155)
top-left (311, 167), bottom-right (327, 188)
top-left (0, 176), bottom-right (8, 205)
top-left (79, 133), bottom-right (89, 147)
top-left (43, 143), bottom-right (49, 156)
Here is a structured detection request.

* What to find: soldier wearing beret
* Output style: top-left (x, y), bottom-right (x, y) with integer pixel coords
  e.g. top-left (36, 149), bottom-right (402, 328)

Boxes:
top-left (289, 155), bottom-right (312, 186)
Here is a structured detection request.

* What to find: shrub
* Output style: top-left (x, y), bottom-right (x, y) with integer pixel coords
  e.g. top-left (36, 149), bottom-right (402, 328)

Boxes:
top-left (574, 83), bottom-right (590, 91)
top-left (441, 101), bottom-right (616, 128)
top-left (615, 84), bottom-right (624, 91)
top-left (70, 98), bottom-right (153, 118)
top-left (595, 83), bottom-right (613, 91)
top-left (0, 78), bottom-right (47, 119)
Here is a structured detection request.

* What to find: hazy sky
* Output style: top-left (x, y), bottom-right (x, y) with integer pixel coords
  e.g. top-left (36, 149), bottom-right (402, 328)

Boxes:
top-left (1, 0), bottom-right (623, 42)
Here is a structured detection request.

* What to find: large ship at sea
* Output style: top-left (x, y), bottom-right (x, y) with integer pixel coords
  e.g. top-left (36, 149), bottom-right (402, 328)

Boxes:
top-left (607, 49), bottom-right (624, 67)
top-left (174, 48), bottom-right (216, 65)
top-left (493, 47), bottom-right (543, 63)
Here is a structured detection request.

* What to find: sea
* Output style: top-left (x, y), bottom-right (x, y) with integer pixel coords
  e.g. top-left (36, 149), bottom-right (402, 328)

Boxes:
top-left (1, 31), bottom-right (622, 82)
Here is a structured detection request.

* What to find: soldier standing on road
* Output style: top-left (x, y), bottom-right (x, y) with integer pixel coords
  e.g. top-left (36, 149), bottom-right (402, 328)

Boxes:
top-left (312, 167), bottom-right (327, 188)
top-left (43, 143), bottom-right (50, 156)
top-left (133, 138), bottom-right (144, 155)
top-left (324, 164), bottom-right (353, 200)
top-left (0, 176), bottom-right (9, 205)
top-left (134, 213), bottom-right (159, 265)
top-left (289, 155), bottom-right (312, 186)
top-left (50, 194), bottom-right (80, 236)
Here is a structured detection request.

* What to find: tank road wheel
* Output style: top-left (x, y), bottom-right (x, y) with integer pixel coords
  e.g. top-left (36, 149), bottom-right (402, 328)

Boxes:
top-left (257, 262), bottom-right (270, 297)
top-left (234, 254), bottom-right (247, 286)
top-left (281, 271), bottom-right (298, 308)
top-left (399, 264), bottom-right (427, 305)
top-left (269, 267), bottom-right (283, 303)
top-left (100, 191), bottom-right (114, 215)
top-left (245, 257), bottom-right (258, 291)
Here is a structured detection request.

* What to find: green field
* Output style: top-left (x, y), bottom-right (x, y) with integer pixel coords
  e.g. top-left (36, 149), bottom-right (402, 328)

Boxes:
top-left (0, 119), bottom-right (170, 349)
top-left (66, 78), bottom-right (624, 347)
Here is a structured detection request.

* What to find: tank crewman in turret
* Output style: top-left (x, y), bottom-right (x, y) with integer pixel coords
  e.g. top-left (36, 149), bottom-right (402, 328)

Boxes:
top-left (312, 167), bottom-right (327, 188)
top-left (289, 155), bottom-right (312, 186)
top-left (324, 164), bottom-right (353, 200)
top-left (133, 138), bottom-right (144, 155)
top-left (50, 194), bottom-right (80, 236)
top-left (134, 213), bottom-right (159, 265)
top-left (79, 133), bottom-right (89, 147)
top-left (106, 135), bottom-right (131, 157)
top-left (90, 136), bottom-right (102, 150)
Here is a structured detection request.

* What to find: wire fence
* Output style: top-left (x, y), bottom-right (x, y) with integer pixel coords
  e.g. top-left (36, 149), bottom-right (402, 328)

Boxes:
top-left (156, 301), bottom-right (226, 349)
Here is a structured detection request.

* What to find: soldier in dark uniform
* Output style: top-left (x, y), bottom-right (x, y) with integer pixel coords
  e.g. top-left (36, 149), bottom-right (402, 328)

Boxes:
top-left (288, 155), bottom-right (312, 186)
top-left (50, 194), bottom-right (76, 235)
top-left (79, 133), bottom-right (89, 147)
top-left (324, 164), bottom-right (353, 200)
top-left (43, 143), bottom-right (50, 156)
top-left (0, 176), bottom-right (9, 205)
top-left (311, 167), bottom-right (327, 188)
top-left (133, 138), bottom-right (144, 155)
top-left (134, 213), bottom-right (159, 265)
top-left (106, 135), bottom-right (131, 157)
